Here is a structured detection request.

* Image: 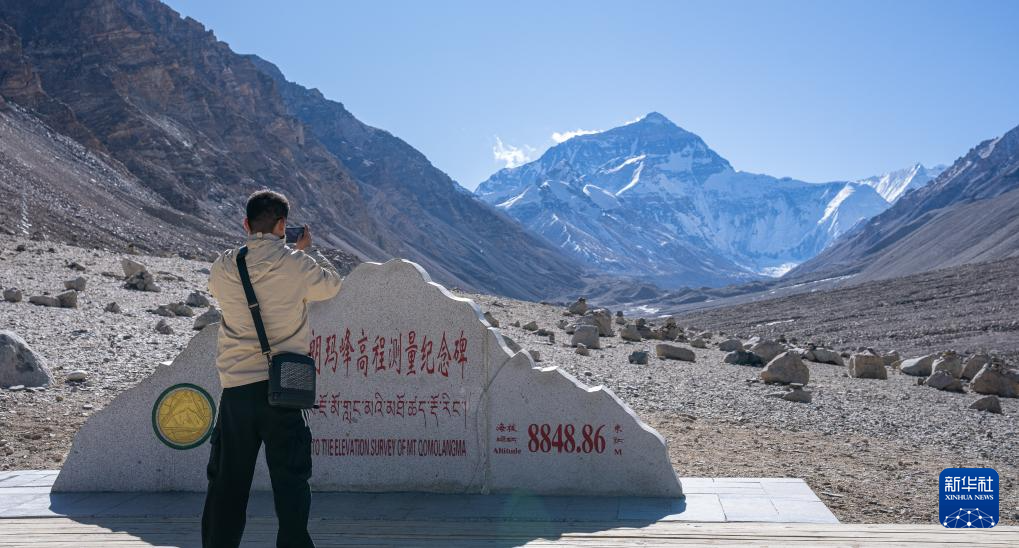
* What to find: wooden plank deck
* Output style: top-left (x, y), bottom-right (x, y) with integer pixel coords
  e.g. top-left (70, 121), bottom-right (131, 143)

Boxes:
top-left (0, 517), bottom-right (1016, 547)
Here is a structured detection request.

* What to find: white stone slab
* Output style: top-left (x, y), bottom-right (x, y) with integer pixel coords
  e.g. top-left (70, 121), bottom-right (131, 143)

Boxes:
top-left (53, 259), bottom-right (682, 497)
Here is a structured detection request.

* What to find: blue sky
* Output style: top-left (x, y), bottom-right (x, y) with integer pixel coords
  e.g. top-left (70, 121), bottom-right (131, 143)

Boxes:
top-left (166, 0), bottom-right (1018, 190)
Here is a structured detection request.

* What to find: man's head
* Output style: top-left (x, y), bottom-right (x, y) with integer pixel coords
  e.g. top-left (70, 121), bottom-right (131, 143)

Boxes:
top-left (244, 189), bottom-right (289, 236)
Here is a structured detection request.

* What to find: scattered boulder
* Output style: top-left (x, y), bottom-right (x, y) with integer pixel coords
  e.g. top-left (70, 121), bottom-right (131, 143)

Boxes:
top-left (555, 319), bottom-right (568, 330)
top-left (810, 347), bottom-right (844, 366)
top-left (154, 319), bottom-right (173, 335)
top-left (65, 370), bottom-right (88, 383)
top-left (104, 302), bottom-right (122, 314)
top-left (931, 351), bottom-right (963, 378)
top-left (121, 258), bottom-right (146, 278)
top-left (635, 318), bottom-right (656, 340)
top-left (528, 350), bottom-right (542, 363)
top-left (575, 343), bottom-right (590, 356)
top-left (750, 340), bottom-right (785, 363)
top-left (628, 351), bottom-right (649, 365)
top-left (881, 351), bottom-right (901, 367)
top-left (28, 295), bottom-right (60, 307)
top-left (655, 343), bottom-right (695, 362)
top-left (614, 311), bottom-right (626, 325)
top-left (67, 261), bottom-right (86, 272)
top-left (152, 305), bottom-right (176, 317)
top-left (655, 317), bottom-right (682, 341)
top-left (969, 395), bottom-right (1002, 414)
top-left (783, 385), bottom-right (813, 403)
top-left (3, 288), bottom-right (23, 303)
top-left (620, 323), bottom-right (642, 342)
top-left (193, 308), bottom-right (222, 330)
top-left (124, 270), bottom-right (161, 292)
top-left (63, 277), bottom-right (87, 291)
top-left (718, 338), bottom-right (743, 352)
top-left (847, 352), bottom-right (888, 380)
top-left (564, 323), bottom-right (576, 335)
top-left (510, 320), bottom-right (521, 328)
top-left (961, 353), bottom-right (990, 380)
top-left (571, 325), bottom-right (601, 350)
top-left (185, 291), bottom-right (211, 308)
top-left (567, 297), bottom-right (588, 316)
top-left (587, 308), bottom-right (614, 336)
top-left (56, 290), bottom-right (78, 308)
top-left (970, 361), bottom-right (1019, 398)
top-left (925, 370), bottom-right (964, 392)
top-left (483, 311), bottom-right (500, 328)
top-left (535, 328), bottom-right (551, 337)
top-left (724, 350), bottom-right (764, 366)
top-left (690, 338), bottom-right (707, 349)
top-left (901, 354), bottom-right (936, 376)
top-left (761, 352), bottom-right (809, 385)
top-left (522, 321), bottom-right (539, 332)
top-left (0, 331), bottom-right (50, 388)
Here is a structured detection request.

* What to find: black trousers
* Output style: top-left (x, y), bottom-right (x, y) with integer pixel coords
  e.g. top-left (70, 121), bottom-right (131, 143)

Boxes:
top-left (201, 380), bottom-right (315, 548)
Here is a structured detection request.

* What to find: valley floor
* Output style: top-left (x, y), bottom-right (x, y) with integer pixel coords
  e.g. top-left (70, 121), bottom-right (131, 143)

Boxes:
top-left (1, 238), bottom-right (1016, 525)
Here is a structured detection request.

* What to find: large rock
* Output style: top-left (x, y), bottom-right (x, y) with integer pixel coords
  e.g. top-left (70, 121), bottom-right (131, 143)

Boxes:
top-left (690, 338), bottom-right (707, 349)
top-left (124, 270), bottom-right (161, 292)
top-left (567, 297), bottom-right (588, 315)
top-left (3, 288), bottom-right (23, 303)
top-left (56, 290), bottom-right (78, 308)
top-left (655, 343), bottom-right (695, 362)
top-left (931, 351), bottom-right (962, 378)
top-left (154, 319), bottom-right (173, 335)
top-left (881, 351), bottom-right (901, 367)
top-left (925, 370), bottom-right (964, 392)
top-left (193, 308), bottom-right (222, 331)
top-left (970, 362), bottom-right (1019, 398)
top-left (760, 352), bottom-right (809, 385)
top-left (750, 340), bottom-right (785, 363)
top-left (614, 311), bottom-right (626, 325)
top-left (620, 323), bottom-right (642, 342)
top-left (571, 325), bottom-right (600, 349)
top-left (969, 395), bottom-right (1002, 414)
top-left (961, 353), bottom-right (990, 380)
top-left (121, 258), bottom-right (146, 278)
top-left (63, 276), bottom-right (87, 291)
top-left (54, 259), bottom-right (683, 497)
top-left (0, 331), bottom-right (50, 388)
top-left (718, 338), bottom-right (743, 352)
top-left (654, 317), bottom-right (682, 341)
top-left (628, 351), bottom-right (649, 365)
top-left (724, 350), bottom-right (764, 366)
top-left (809, 347), bottom-right (843, 366)
top-left (185, 291), bottom-right (210, 308)
top-left (847, 352), bottom-right (887, 380)
top-left (900, 354), bottom-right (935, 376)
top-left (522, 321), bottom-right (539, 332)
top-left (28, 295), bottom-right (60, 307)
top-left (587, 308), bottom-right (614, 337)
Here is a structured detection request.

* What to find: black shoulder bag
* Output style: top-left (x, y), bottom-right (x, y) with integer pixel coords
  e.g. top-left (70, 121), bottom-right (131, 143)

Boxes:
top-left (237, 246), bottom-right (317, 409)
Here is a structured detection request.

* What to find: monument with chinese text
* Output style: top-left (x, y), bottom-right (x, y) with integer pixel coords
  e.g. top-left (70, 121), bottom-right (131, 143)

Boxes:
top-left (54, 259), bottom-right (683, 497)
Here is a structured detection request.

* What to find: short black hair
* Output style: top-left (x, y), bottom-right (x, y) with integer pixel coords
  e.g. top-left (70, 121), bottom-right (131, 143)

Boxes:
top-left (246, 189), bottom-right (289, 234)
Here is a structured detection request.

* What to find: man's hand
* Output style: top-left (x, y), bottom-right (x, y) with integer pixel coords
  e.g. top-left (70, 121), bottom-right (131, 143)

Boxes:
top-left (295, 224), bottom-right (312, 251)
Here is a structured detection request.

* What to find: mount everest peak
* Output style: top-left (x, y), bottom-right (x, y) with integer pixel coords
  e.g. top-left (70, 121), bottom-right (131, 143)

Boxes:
top-left (476, 112), bottom-right (892, 288)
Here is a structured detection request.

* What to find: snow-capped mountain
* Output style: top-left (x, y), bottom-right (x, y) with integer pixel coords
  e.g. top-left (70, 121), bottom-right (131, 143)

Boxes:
top-left (856, 163), bottom-right (947, 202)
top-left (475, 113), bottom-right (891, 288)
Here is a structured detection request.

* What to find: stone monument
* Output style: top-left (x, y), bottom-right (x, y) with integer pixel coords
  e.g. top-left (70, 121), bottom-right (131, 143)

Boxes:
top-left (54, 260), bottom-right (682, 497)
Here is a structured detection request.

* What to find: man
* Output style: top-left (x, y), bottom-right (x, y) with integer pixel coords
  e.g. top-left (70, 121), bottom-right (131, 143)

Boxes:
top-left (202, 189), bottom-right (342, 548)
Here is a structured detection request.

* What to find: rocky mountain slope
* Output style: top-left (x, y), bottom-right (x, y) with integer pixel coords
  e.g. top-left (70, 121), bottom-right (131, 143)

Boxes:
top-left (244, 55), bottom-right (583, 301)
top-left (0, 0), bottom-right (582, 299)
top-left (476, 113), bottom-right (891, 288)
top-left (791, 123), bottom-right (1019, 282)
top-left (855, 163), bottom-right (945, 203)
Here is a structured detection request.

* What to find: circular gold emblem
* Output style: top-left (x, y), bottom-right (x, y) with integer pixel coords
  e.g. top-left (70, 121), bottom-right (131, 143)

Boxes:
top-left (151, 383), bottom-right (215, 450)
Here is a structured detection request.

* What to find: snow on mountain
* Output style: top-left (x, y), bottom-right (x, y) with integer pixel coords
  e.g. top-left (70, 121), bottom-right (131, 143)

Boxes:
top-left (856, 163), bottom-right (947, 202)
top-left (475, 113), bottom-right (891, 288)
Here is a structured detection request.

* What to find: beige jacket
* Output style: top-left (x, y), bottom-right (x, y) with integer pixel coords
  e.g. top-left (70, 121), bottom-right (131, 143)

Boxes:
top-left (209, 233), bottom-right (342, 388)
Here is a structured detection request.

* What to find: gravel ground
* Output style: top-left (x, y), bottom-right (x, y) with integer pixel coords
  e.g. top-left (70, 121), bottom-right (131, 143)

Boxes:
top-left (1, 238), bottom-right (1016, 525)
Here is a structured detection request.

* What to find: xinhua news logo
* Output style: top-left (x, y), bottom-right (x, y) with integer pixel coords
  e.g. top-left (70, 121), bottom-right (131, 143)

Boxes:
top-left (939, 468), bottom-right (999, 528)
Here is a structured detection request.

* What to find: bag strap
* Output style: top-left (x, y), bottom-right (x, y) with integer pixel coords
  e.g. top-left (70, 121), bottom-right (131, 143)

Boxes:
top-left (236, 246), bottom-right (272, 362)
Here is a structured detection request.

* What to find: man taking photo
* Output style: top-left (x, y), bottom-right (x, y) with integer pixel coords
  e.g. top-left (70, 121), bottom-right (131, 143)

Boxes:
top-left (202, 189), bottom-right (342, 548)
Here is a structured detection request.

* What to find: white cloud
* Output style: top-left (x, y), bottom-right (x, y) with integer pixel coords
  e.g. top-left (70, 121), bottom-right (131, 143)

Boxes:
top-left (492, 136), bottom-right (535, 169)
top-left (551, 128), bottom-right (601, 143)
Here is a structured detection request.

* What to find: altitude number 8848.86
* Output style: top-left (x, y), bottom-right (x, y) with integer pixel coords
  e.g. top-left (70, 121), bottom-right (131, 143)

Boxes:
top-left (526, 423), bottom-right (606, 454)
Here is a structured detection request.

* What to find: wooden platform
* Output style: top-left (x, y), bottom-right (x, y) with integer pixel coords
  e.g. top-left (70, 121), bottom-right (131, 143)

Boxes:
top-left (0, 517), bottom-right (1017, 546)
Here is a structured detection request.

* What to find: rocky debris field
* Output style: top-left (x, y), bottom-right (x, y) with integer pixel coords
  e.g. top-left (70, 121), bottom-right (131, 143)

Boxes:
top-left (675, 256), bottom-right (1019, 361)
top-left (1, 238), bottom-right (1017, 525)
